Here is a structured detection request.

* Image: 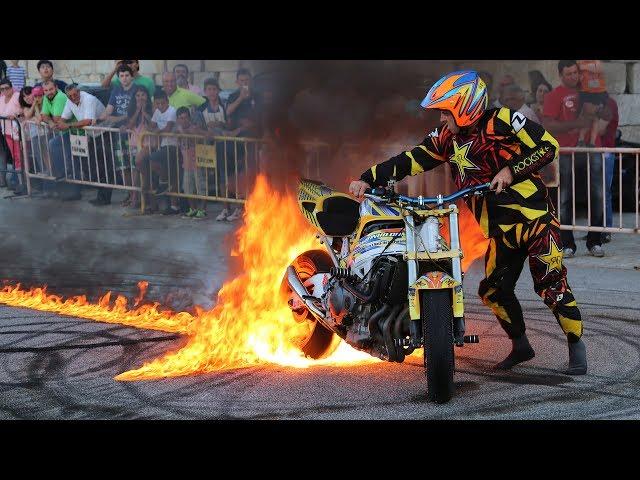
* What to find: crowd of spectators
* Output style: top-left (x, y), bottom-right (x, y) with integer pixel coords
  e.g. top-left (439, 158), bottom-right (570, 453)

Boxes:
top-left (0, 60), bottom-right (269, 222)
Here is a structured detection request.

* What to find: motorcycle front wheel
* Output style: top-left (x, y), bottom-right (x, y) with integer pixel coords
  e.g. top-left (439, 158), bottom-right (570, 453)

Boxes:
top-left (286, 250), bottom-right (338, 359)
top-left (420, 289), bottom-right (455, 403)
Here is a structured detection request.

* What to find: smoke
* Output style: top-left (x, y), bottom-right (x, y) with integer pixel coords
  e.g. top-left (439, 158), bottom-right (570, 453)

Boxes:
top-left (258, 60), bottom-right (449, 192)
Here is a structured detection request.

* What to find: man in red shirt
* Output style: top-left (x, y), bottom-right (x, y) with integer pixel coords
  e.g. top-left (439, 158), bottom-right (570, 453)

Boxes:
top-left (542, 60), bottom-right (606, 258)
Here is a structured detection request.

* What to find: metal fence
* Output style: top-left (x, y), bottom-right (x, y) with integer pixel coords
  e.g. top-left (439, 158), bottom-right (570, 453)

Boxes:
top-left (21, 121), bottom-right (271, 211)
top-left (14, 123), bottom-right (640, 233)
top-left (557, 147), bottom-right (639, 234)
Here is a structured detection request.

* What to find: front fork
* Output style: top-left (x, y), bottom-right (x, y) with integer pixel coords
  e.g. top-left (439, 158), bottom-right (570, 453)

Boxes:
top-left (406, 204), bottom-right (466, 347)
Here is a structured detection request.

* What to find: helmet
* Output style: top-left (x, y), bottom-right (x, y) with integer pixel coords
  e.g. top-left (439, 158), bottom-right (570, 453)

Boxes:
top-left (420, 70), bottom-right (488, 127)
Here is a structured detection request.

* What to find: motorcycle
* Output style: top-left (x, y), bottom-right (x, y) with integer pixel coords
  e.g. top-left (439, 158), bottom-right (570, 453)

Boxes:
top-left (285, 178), bottom-right (491, 403)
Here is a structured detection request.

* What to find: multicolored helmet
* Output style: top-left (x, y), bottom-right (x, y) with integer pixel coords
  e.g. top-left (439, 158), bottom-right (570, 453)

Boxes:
top-left (420, 70), bottom-right (488, 127)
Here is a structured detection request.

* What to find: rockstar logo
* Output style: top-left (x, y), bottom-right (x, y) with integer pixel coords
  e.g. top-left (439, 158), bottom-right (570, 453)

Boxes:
top-left (449, 139), bottom-right (479, 182)
top-left (536, 235), bottom-right (563, 278)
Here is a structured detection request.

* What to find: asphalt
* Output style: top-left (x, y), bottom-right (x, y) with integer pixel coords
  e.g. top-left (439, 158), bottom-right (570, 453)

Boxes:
top-left (1, 187), bottom-right (639, 419)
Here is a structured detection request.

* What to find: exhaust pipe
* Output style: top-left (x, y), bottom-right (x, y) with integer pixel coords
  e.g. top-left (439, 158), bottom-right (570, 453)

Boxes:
top-left (286, 266), bottom-right (325, 320)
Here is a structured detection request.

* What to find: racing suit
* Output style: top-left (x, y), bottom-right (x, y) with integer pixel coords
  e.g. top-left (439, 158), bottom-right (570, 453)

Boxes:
top-left (360, 107), bottom-right (583, 342)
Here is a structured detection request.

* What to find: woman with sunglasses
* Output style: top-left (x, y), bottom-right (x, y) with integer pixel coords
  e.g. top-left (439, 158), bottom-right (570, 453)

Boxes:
top-left (0, 78), bottom-right (23, 189)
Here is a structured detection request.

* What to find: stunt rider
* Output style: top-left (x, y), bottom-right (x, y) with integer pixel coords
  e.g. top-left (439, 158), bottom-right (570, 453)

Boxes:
top-left (349, 70), bottom-right (587, 375)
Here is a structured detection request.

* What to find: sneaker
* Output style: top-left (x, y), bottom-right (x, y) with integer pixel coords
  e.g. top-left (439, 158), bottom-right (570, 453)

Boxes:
top-left (194, 209), bottom-right (207, 220)
top-left (216, 208), bottom-right (230, 221)
top-left (588, 245), bottom-right (605, 257)
top-left (182, 208), bottom-right (197, 218)
top-left (562, 247), bottom-right (576, 258)
top-left (161, 205), bottom-right (180, 215)
top-left (226, 207), bottom-right (242, 221)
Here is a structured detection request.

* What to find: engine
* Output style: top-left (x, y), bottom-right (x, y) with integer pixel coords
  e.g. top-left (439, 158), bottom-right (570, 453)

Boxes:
top-left (322, 256), bottom-right (408, 356)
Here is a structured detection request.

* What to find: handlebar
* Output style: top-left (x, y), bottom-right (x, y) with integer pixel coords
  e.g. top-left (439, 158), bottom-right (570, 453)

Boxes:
top-left (364, 182), bottom-right (491, 207)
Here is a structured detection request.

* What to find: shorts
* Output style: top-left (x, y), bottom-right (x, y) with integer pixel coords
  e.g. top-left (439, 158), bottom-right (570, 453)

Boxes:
top-left (183, 167), bottom-right (207, 196)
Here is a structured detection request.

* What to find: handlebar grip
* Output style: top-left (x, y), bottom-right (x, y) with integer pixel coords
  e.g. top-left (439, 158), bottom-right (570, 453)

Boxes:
top-left (365, 187), bottom-right (387, 196)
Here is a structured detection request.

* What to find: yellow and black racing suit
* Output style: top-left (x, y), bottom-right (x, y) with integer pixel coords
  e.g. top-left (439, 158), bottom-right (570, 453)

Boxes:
top-left (360, 107), bottom-right (582, 341)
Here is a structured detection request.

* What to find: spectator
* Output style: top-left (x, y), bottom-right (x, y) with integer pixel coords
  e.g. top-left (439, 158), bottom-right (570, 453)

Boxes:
top-left (94, 64), bottom-right (141, 206)
top-left (477, 71), bottom-right (494, 107)
top-left (52, 84), bottom-right (108, 202)
top-left (162, 72), bottom-right (205, 110)
top-left (492, 74), bottom-right (515, 108)
top-left (99, 64), bottom-right (139, 127)
top-left (542, 60), bottom-right (605, 258)
top-left (173, 64), bottom-right (204, 96)
top-left (528, 70), bottom-right (552, 103)
top-left (576, 60), bottom-right (609, 148)
top-left (225, 68), bottom-right (260, 137)
top-left (6, 61), bottom-right (26, 92)
top-left (601, 95), bottom-right (619, 243)
top-left (41, 79), bottom-right (68, 129)
top-left (34, 60), bottom-right (68, 92)
top-left (196, 78), bottom-right (227, 135)
top-left (530, 79), bottom-right (552, 120)
top-left (175, 107), bottom-right (209, 219)
top-left (120, 87), bottom-right (154, 209)
top-left (0, 79), bottom-right (23, 189)
top-left (101, 60), bottom-right (155, 99)
top-left (135, 89), bottom-right (179, 214)
top-left (18, 86), bottom-right (43, 122)
top-left (500, 84), bottom-right (540, 123)
top-left (216, 68), bottom-right (260, 222)
top-left (18, 86), bottom-right (49, 178)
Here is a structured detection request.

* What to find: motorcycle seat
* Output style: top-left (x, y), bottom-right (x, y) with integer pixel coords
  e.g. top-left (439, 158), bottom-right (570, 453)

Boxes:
top-left (316, 196), bottom-right (360, 236)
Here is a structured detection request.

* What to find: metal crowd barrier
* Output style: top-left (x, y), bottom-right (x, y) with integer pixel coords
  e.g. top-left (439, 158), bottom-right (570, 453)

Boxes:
top-left (558, 147), bottom-right (639, 234)
top-left (20, 121), bottom-right (269, 210)
top-left (0, 116), bottom-right (28, 194)
top-left (137, 131), bottom-right (265, 210)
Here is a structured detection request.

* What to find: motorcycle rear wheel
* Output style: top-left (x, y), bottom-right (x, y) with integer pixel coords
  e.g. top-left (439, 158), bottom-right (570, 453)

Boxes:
top-left (288, 250), bottom-right (338, 359)
top-left (420, 289), bottom-right (455, 404)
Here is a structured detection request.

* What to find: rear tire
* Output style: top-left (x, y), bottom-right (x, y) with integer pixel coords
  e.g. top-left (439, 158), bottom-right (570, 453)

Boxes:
top-left (420, 289), bottom-right (455, 403)
top-left (287, 250), bottom-right (338, 359)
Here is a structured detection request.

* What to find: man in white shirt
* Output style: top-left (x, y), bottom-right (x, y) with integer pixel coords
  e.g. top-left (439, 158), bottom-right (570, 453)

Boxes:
top-left (52, 85), bottom-right (111, 201)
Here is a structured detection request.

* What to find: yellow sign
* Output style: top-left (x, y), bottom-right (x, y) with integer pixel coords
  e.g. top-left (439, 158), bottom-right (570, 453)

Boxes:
top-left (196, 144), bottom-right (217, 169)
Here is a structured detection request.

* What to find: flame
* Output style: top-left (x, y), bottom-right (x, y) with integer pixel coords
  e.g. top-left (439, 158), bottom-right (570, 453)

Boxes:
top-left (0, 174), bottom-right (487, 382)
top-left (0, 282), bottom-right (193, 334)
top-left (457, 202), bottom-right (489, 271)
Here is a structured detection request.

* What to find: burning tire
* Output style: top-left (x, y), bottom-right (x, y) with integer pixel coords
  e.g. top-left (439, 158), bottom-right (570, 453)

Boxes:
top-left (286, 250), bottom-right (338, 359)
top-left (421, 289), bottom-right (455, 403)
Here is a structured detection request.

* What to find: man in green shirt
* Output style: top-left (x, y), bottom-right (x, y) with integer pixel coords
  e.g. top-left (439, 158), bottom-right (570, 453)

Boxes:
top-left (162, 72), bottom-right (205, 110)
top-left (101, 60), bottom-right (156, 99)
top-left (41, 80), bottom-right (69, 129)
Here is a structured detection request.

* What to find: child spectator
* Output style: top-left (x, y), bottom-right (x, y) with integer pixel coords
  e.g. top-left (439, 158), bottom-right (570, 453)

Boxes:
top-left (175, 107), bottom-right (209, 219)
top-left (136, 89), bottom-right (178, 214)
top-left (120, 87), bottom-right (154, 208)
top-left (577, 60), bottom-right (609, 148)
top-left (197, 78), bottom-right (227, 135)
top-left (6, 61), bottom-right (26, 92)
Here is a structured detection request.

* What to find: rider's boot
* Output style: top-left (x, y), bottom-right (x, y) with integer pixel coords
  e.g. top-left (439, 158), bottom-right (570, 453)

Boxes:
top-left (566, 336), bottom-right (587, 375)
top-left (495, 333), bottom-right (535, 370)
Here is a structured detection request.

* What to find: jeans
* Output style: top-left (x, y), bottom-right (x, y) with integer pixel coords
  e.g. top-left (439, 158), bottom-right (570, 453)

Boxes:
top-left (604, 152), bottom-right (615, 228)
top-left (559, 152), bottom-right (604, 250)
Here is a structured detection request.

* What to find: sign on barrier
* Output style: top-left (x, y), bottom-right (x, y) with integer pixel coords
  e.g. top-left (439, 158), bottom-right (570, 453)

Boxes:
top-left (70, 134), bottom-right (89, 157)
top-left (195, 144), bottom-right (217, 169)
